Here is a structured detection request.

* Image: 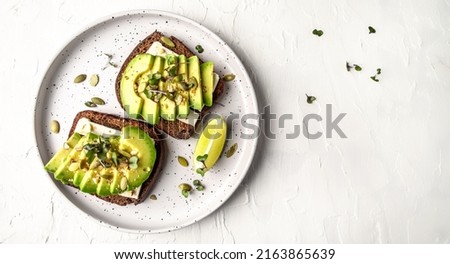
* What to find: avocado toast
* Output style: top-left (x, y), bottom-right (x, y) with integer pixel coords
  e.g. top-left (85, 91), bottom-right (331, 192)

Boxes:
top-left (45, 110), bottom-right (165, 206)
top-left (115, 30), bottom-right (226, 139)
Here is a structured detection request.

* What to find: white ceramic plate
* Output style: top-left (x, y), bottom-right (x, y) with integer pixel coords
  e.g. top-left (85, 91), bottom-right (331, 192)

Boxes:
top-left (34, 10), bottom-right (258, 233)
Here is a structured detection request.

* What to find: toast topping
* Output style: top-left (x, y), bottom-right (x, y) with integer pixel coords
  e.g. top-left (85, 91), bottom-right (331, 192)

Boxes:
top-left (45, 120), bottom-right (157, 198)
top-left (119, 40), bottom-right (219, 126)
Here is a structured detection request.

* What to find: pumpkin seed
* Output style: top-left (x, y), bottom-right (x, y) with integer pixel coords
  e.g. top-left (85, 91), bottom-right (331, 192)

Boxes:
top-left (160, 36), bottom-right (175, 48)
top-left (181, 189), bottom-right (189, 198)
top-left (85, 101), bottom-right (97, 107)
top-left (50, 120), bottom-right (60, 134)
top-left (193, 179), bottom-right (201, 186)
top-left (178, 183), bottom-right (192, 192)
top-left (177, 156), bottom-right (189, 167)
top-left (196, 185), bottom-right (205, 191)
top-left (226, 143), bottom-right (238, 158)
top-left (120, 177), bottom-right (128, 191)
top-left (222, 74), bottom-right (235, 82)
top-left (89, 74), bottom-right (99, 87)
top-left (150, 194), bottom-right (157, 200)
top-left (74, 74), bottom-right (87, 83)
top-left (118, 149), bottom-right (131, 158)
top-left (91, 97), bottom-right (105, 105)
top-left (68, 162), bottom-right (79, 172)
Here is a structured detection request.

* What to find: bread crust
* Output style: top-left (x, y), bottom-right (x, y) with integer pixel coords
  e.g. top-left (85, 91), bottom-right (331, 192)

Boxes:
top-left (115, 30), bottom-right (226, 139)
top-left (68, 110), bottom-right (165, 206)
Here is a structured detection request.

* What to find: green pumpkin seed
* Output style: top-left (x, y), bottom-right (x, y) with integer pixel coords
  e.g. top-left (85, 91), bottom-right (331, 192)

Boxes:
top-left (150, 194), bottom-right (157, 200)
top-left (160, 36), bottom-right (175, 48)
top-left (178, 183), bottom-right (192, 192)
top-left (196, 185), bottom-right (205, 191)
top-left (89, 74), bottom-right (99, 87)
top-left (222, 74), bottom-right (235, 82)
top-left (74, 74), bottom-right (87, 83)
top-left (226, 143), bottom-right (238, 158)
top-left (177, 156), bottom-right (189, 167)
top-left (85, 101), bottom-right (97, 108)
top-left (181, 189), bottom-right (189, 198)
top-left (193, 179), bottom-right (201, 186)
top-left (50, 120), bottom-right (60, 134)
top-left (91, 97), bottom-right (105, 105)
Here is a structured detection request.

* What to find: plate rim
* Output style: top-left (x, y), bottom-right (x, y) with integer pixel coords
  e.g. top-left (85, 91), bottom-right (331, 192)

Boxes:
top-left (33, 9), bottom-right (259, 234)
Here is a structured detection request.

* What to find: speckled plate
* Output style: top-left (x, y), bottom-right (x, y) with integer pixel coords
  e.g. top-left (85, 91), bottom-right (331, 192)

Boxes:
top-left (34, 10), bottom-right (258, 233)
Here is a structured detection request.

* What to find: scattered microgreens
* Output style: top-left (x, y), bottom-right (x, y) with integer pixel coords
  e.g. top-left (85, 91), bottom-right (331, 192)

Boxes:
top-left (148, 73), bottom-right (162, 85)
top-left (196, 154), bottom-right (208, 162)
top-left (102, 53), bottom-right (118, 70)
top-left (129, 156), bottom-right (139, 170)
top-left (346, 62), bottom-right (362, 72)
top-left (168, 66), bottom-right (177, 77)
top-left (370, 68), bottom-right (382, 82)
top-left (346, 62), bottom-right (353, 72)
top-left (179, 183), bottom-right (192, 198)
top-left (370, 75), bottom-right (379, 82)
top-left (193, 180), bottom-right (205, 192)
top-left (196, 168), bottom-right (205, 177)
top-left (306, 94), bottom-right (317, 104)
top-left (368, 26), bottom-right (376, 34)
top-left (312, 29), bottom-right (324, 37)
top-left (195, 45), bottom-right (204, 53)
top-left (167, 56), bottom-right (176, 65)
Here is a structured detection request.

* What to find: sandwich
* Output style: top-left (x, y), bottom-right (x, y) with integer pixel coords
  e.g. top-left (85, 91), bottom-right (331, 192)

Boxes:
top-left (44, 110), bottom-right (164, 206)
top-left (115, 30), bottom-right (226, 139)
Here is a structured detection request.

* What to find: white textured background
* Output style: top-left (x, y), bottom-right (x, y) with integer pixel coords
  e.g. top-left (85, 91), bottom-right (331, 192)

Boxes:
top-left (1, 0), bottom-right (450, 243)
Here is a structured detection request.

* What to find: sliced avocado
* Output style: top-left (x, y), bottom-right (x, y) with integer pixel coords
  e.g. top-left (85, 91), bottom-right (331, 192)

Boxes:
top-left (200, 62), bottom-right (214, 107)
top-left (151, 56), bottom-right (165, 75)
top-left (120, 54), bottom-right (154, 118)
top-left (79, 170), bottom-right (98, 194)
top-left (44, 133), bottom-right (82, 173)
top-left (54, 133), bottom-right (98, 184)
top-left (96, 167), bottom-right (116, 196)
top-left (178, 55), bottom-right (188, 81)
top-left (136, 55), bottom-right (156, 91)
top-left (73, 170), bottom-right (86, 187)
top-left (188, 56), bottom-right (203, 111)
top-left (160, 95), bottom-right (177, 121)
top-left (97, 177), bottom-right (112, 196)
top-left (175, 90), bottom-right (190, 118)
top-left (66, 133), bottom-right (83, 148)
top-left (120, 126), bottom-right (157, 189)
top-left (110, 170), bottom-right (125, 195)
top-left (140, 93), bottom-right (160, 125)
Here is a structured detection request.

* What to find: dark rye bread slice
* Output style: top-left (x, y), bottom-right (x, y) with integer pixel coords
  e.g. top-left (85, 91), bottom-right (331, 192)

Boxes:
top-left (67, 110), bottom-right (165, 206)
top-left (115, 30), bottom-right (226, 139)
